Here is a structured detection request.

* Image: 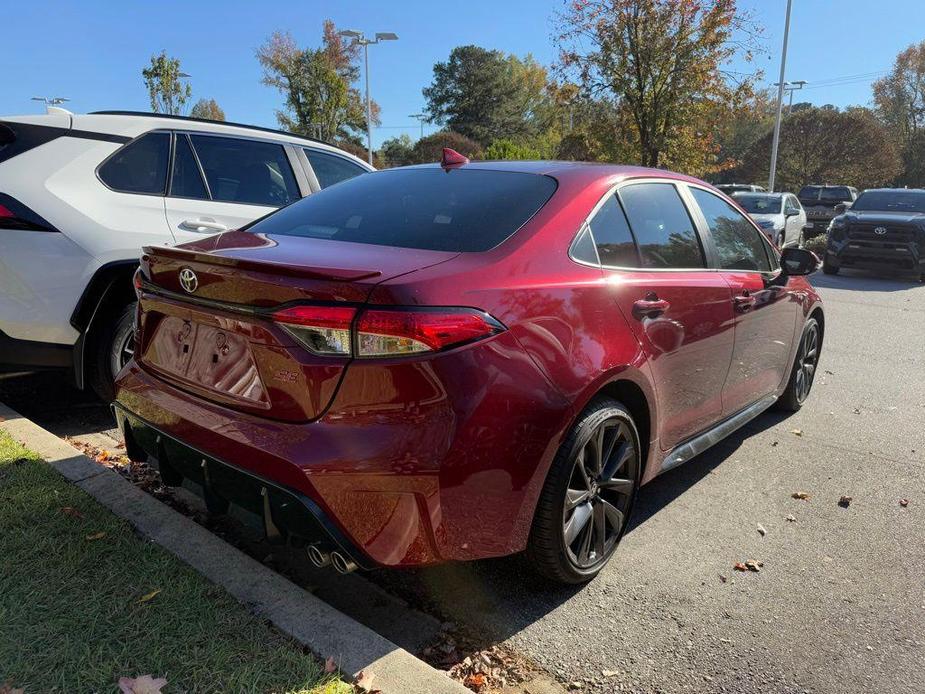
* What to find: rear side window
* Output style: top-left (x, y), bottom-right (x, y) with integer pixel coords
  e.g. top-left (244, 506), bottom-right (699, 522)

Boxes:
top-left (247, 168), bottom-right (557, 252)
top-left (305, 149), bottom-right (367, 188)
top-left (98, 132), bottom-right (170, 194)
top-left (189, 135), bottom-right (299, 206)
top-left (618, 183), bottom-right (705, 268)
top-left (169, 134), bottom-right (208, 200)
top-left (690, 188), bottom-right (771, 272)
top-left (589, 195), bottom-right (639, 267)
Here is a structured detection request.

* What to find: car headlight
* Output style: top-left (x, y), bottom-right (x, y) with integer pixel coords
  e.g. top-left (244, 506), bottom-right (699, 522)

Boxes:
top-left (828, 217), bottom-right (846, 241)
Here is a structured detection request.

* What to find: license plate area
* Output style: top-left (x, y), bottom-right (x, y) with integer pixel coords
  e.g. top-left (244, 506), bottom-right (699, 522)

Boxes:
top-left (143, 315), bottom-right (270, 406)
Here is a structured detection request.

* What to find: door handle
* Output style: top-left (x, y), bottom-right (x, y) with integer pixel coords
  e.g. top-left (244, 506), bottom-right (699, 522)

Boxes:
top-left (179, 218), bottom-right (228, 233)
top-left (733, 293), bottom-right (757, 312)
top-left (632, 297), bottom-right (670, 319)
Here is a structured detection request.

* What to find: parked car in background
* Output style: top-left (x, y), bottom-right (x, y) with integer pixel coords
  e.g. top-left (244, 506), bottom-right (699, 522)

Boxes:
top-left (823, 187), bottom-right (925, 280)
top-left (716, 183), bottom-right (766, 195)
top-left (0, 110), bottom-right (373, 400)
top-left (732, 192), bottom-right (808, 248)
top-left (114, 154), bottom-right (823, 584)
top-left (798, 184), bottom-right (858, 238)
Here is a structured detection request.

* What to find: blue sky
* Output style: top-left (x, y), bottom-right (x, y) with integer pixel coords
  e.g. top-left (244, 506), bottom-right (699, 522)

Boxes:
top-left (4, 1), bottom-right (924, 148)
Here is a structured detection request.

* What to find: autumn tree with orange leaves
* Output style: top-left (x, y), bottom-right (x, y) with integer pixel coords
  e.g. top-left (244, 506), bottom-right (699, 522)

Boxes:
top-left (554, 0), bottom-right (762, 175)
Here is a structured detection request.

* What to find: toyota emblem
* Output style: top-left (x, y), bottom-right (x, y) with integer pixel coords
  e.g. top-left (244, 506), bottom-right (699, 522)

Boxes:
top-left (874, 226), bottom-right (887, 235)
top-left (179, 267), bottom-right (198, 293)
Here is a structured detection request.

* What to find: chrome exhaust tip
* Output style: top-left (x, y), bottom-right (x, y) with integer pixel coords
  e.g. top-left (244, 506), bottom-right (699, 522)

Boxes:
top-left (307, 544), bottom-right (330, 568)
top-left (331, 551), bottom-right (358, 574)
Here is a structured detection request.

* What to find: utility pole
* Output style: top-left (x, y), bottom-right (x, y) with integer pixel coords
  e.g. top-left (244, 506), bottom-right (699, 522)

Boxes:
top-left (409, 113), bottom-right (426, 140)
top-left (338, 30), bottom-right (399, 164)
top-left (768, 0), bottom-right (793, 193)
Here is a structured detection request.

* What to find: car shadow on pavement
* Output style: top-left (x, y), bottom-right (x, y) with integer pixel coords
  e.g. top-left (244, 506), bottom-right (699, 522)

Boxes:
top-left (810, 269), bottom-right (923, 292)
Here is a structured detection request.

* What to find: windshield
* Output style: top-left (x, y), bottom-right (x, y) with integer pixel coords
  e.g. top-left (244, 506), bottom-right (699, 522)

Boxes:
top-left (246, 168), bottom-right (558, 252)
top-left (734, 195), bottom-right (782, 214)
top-left (851, 190), bottom-right (925, 213)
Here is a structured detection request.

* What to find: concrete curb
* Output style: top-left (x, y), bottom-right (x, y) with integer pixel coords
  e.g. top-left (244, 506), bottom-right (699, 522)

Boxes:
top-left (0, 401), bottom-right (469, 694)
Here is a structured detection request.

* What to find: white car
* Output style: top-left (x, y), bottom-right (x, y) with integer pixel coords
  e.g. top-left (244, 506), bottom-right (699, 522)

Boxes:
top-left (731, 192), bottom-right (809, 249)
top-left (0, 109), bottom-right (373, 399)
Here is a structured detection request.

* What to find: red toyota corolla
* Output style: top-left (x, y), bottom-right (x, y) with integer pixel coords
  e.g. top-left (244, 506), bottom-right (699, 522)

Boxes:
top-left (114, 154), bottom-right (823, 583)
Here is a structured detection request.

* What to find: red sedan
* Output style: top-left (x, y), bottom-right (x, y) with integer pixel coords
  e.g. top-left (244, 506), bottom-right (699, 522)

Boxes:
top-left (114, 154), bottom-right (823, 584)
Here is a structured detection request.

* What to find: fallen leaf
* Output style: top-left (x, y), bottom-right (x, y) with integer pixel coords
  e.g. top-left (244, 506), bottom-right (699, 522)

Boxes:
top-left (60, 506), bottom-right (84, 519)
top-left (838, 495), bottom-right (853, 508)
top-left (792, 491), bottom-right (811, 500)
top-left (97, 450), bottom-right (111, 462)
top-left (137, 589), bottom-right (161, 604)
top-left (85, 531), bottom-right (107, 541)
top-left (354, 670), bottom-right (376, 692)
top-left (733, 562), bottom-right (748, 572)
top-left (899, 499), bottom-right (909, 507)
top-left (464, 672), bottom-right (487, 690)
top-left (771, 440), bottom-right (779, 447)
top-left (718, 574), bottom-right (727, 583)
top-left (785, 514), bottom-right (796, 522)
top-left (118, 675), bottom-right (167, 694)
top-left (790, 429), bottom-right (803, 437)
top-left (757, 523), bottom-right (767, 537)
top-left (324, 656), bottom-right (336, 674)
top-left (744, 560), bottom-right (763, 572)
top-left (825, 370), bottom-right (834, 375)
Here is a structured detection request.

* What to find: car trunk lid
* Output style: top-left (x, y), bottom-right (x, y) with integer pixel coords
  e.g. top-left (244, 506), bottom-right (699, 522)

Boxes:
top-left (135, 231), bottom-right (458, 421)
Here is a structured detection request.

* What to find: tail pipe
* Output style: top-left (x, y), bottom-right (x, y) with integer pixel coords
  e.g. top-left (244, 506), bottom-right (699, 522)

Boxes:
top-left (331, 551), bottom-right (358, 574)
top-left (307, 544), bottom-right (330, 568)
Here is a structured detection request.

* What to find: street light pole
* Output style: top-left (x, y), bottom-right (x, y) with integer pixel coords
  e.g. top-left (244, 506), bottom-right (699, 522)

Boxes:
top-left (768, 0), bottom-right (793, 193)
top-left (409, 113), bottom-right (426, 140)
top-left (339, 30), bottom-right (398, 165)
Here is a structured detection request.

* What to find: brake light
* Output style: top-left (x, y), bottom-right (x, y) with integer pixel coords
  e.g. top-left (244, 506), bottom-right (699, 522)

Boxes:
top-left (356, 309), bottom-right (502, 356)
top-left (0, 194), bottom-right (56, 231)
top-left (0, 205), bottom-right (13, 218)
top-left (270, 305), bottom-right (504, 357)
top-left (271, 305), bottom-right (357, 355)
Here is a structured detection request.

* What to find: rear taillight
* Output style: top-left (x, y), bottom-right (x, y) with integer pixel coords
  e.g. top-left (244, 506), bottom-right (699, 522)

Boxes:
top-left (0, 194), bottom-right (56, 232)
top-left (270, 305), bottom-right (504, 358)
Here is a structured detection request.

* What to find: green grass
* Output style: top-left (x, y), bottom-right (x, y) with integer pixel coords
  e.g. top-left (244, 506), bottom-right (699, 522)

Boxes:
top-left (0, 431), bottom-right (350, 694)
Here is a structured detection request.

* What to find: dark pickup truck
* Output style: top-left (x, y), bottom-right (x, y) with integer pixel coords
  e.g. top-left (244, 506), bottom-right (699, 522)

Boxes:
top-left (824, 188), bottom-right (925, 280)
top-left (799, 185), bottom-right (858, 238)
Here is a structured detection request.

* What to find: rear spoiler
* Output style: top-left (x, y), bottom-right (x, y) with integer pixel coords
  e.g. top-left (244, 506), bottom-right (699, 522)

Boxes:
top-left (142, 243), bottom-right (382, 282)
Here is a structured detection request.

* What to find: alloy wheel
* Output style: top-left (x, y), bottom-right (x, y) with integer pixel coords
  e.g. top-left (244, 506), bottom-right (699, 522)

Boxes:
top-left (110, 328), bottom-right (135, 378)
top-left (562, 418), bottom-right (638, 569)
top-left (794, 323), bottom-right (819, 403)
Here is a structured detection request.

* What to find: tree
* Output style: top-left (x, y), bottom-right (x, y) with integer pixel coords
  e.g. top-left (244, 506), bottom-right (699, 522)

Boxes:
top-left (423, 46), bottom-right (552, 146)
top-left (378, 134), bottom-right (415, 168)
top-left (256, 21), bottom-right (377, 141)
top-left (554, 0), bottom-right (761, 169)
top-left (142, 51), bottom-right (191, 115)
top-left (485, 139), bottom-right (542, 160)
top-left (737, 107), bottom-right (901, 191)
top-left (874, 41), bottom-right (925, 145)
top-left (410, 131), bottom-right (483, 164)
top-left (190, 98), bottom-right (225, 121)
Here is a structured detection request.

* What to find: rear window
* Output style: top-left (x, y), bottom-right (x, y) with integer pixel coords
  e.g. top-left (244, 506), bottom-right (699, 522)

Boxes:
top-left (734, 194), bottom-right (781, 214)
top-left (820, 186), bottom-right (853, 202)
top-left (246, 168), bottom-right (558, 252)
top-left (798, 186), bottom-right (821, 202)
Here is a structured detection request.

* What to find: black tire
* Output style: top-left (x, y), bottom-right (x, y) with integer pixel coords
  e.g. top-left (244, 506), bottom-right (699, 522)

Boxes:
top-left (776, 318), bottom-right (821, 412)
top-left (87, 302), bottom-right (136, 402)
top-left (822, 256), bottom-right (839, 275)
top-left (526, 397), bottom-right (641, 584)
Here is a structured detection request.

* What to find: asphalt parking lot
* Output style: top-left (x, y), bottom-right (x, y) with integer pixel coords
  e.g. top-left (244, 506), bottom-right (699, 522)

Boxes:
top-left (1, 268), bottom-right (922, 694)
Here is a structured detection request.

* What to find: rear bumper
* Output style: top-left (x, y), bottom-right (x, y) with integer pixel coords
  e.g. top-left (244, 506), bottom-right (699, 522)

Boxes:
top-left (827, 238), bottom-right (924, 272)
top-left (114, 335), bottom-right (571, 567)
top-left (114, 402), bottom-right (376, 569)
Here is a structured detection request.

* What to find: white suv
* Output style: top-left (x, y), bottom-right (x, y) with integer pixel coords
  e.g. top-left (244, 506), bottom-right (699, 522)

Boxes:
top-left (0, 110), bottom-right (373, 399)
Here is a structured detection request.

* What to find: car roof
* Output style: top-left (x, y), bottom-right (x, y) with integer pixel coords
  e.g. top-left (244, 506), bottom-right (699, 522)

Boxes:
top-left (398, 160), bottom-right (710, 187)
top-left (858, 187), bottom-right (925, 194)
top-left (69, 111), bottom-right (373, 170)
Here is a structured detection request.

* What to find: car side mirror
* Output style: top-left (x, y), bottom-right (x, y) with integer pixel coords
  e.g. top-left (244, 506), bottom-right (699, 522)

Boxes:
top-left (781, 247), bottom-right (818, 276)
top-left (785, 208), bottom-right (799, 217)
top-left (834, 202), bottom-right (849, 215)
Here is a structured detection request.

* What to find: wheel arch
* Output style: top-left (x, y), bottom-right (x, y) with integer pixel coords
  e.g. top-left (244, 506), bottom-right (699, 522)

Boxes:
top-left (70, 259), bottom-right (138, 388)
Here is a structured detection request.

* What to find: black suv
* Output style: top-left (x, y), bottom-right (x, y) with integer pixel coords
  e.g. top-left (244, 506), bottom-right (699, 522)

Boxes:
top-left (824, 188), bottom-right (925, 280)
top-left (798, 185), bottom-right (858, 238)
